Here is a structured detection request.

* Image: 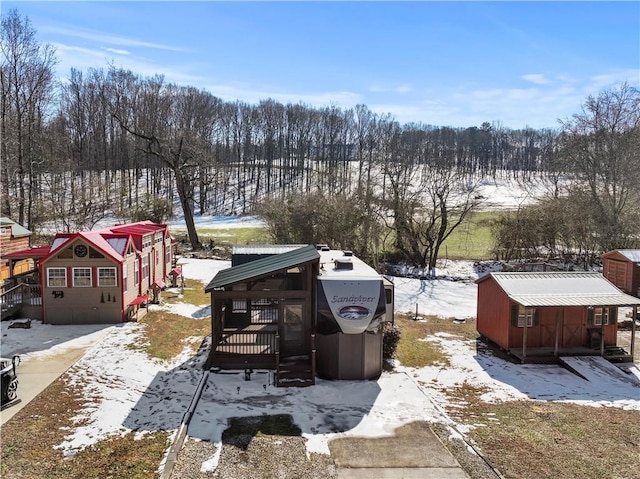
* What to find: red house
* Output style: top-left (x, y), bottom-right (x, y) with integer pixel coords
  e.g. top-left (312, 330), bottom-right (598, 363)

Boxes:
top-left (37, 221), bottom-right (175, 324)
top-left (602, 250), bottom-right (640, 298)
top-left (476, 272), bottom-right (640, 363)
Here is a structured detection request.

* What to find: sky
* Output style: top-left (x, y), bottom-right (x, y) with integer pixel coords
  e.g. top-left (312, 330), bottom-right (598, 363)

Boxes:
top-left (4, 1), bottom-right (639, 130)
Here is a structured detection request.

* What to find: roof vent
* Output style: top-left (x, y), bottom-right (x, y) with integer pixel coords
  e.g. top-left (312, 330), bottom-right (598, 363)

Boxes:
top-left (316, 244), bottom-right (330, 251)
top-left (343, 250), bottom-right (353, 256)
top-left (334, 258), bottom-right (353, 270)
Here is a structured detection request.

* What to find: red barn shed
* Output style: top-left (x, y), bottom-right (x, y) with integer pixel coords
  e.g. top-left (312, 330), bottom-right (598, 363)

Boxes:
top-left (602, 250), bottom-right (640, 298)
top-left (476, 272), bottom-right (639, 363)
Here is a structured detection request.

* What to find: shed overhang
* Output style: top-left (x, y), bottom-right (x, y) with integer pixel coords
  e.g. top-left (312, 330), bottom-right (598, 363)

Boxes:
top-left (508, 293), bottom-right (640, 308)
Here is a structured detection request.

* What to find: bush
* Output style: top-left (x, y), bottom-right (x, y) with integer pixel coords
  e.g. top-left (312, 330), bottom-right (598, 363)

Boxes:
top-left (382, 321), bottom-right (401, 360)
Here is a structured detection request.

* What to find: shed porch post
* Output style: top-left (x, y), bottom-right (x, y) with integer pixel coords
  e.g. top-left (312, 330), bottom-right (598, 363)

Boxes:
top-left (554, 308), bottom-right (561, 356)
top-left (632, 305), bottom-right (637, 359)
top-left (522, 315), bottom-right (528, 362)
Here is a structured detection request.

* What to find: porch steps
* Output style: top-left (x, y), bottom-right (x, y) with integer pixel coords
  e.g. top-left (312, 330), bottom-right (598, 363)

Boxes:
top-left (277, 356), bottom-right (314, 387)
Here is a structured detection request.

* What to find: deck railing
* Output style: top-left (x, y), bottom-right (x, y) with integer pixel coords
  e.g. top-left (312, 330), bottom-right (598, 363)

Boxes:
top-left (0, 283), bottom-right (41, 318)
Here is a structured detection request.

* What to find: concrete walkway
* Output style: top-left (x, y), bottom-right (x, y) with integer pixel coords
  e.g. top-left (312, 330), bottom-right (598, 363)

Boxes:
top-left (330, 421), bottom-right (470, 479)
top-left (1, 345), bottom-right (91, 425)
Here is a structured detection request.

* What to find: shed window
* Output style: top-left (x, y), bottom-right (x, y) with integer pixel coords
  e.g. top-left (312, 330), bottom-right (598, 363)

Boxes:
top-left (47, 268), bottom-right (67, 287)
top-left (593, 307), bottom-right (611, 326)
top-left (123, 265), bottom-right (128, 292)
top-left (73, 267), bottom-right (92, 287)
top-left (517, 306), bottom-right (534, 327)
top-left (98, 267), bottom-right (117, 287)
top-left (134, 261), bottom-right (139, 285)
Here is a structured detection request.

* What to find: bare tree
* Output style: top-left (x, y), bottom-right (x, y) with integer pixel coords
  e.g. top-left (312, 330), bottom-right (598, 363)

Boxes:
top-left (0, 9), bottom-right (56, 227)
top-left (105, 69), bottom-right (223, 249)
top-left (559, 83), bottom-right (640, 251)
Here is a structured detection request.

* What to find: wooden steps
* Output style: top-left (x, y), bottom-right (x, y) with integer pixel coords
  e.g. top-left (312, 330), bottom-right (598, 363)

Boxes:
top-left (277, 355), bottom-right (314, 387)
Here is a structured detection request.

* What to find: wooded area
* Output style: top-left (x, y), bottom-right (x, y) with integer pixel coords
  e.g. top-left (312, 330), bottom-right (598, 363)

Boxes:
top-left (2, 10), bottom-right (639, 266)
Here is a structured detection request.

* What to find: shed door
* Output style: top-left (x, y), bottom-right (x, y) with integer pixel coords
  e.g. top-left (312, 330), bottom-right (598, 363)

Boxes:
top-left (608, 260), bottom-right (628, 290)
top-left (279, 301), bottom-right (308, 357)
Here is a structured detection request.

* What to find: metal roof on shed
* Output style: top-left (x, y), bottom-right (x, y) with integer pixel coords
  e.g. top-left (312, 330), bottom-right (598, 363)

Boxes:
top-left (232, 244), bottom-right (307, 256)
top-left (205, 245), bottom-right (320, 291)
top-left (617, 249), bottom-right (640, 263)
top-left (482, 272), bottom-right (640, 307)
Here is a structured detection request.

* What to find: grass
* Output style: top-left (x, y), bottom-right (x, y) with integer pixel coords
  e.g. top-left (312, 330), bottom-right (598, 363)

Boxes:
top-left (393, 312), bottom-right (640, 479)
top-left (465, 401), bottom-right (640, 479)
top-left (0, 294), bottom-right (210, 479)
top-left (0, 378), bottom-right (170, 479)
top-left (394, 314), bottom-right (479, 368)
top-left (162, 278), bottom-right (210, 306)
top-left (137, 309), bottom-right (211, 360)
top-left (439, 210), bottom-right (497, 261)
top-left (175, 226), bottom-right (271, 247)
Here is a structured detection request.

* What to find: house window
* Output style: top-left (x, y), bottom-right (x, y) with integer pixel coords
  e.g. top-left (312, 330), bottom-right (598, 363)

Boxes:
top-left (134, 261), bottom-right (139, 285)
top-left (47, 268), bottom-right (67, 287)
top-left (142, 255), bottom-right (150, 279)
top-left (123, 265), bottom-right (128, 292)
top-left (73, 267), bottom-right (92, 287)
top-left (593, 307), bottom-right (611, 326)
top-left (517, 306), bottom-right (534, 327)
top-left (165, 245), bottom-right (171, 265)
top-left (142, 235), bottom-right (152, 249)
top-left (98, 267), bottom-right (117, 287)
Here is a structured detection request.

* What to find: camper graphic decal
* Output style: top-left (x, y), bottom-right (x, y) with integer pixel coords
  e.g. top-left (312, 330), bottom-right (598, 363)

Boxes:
top-left (337, 305), bottom-right (370, 320)
top-left (318, 279), bottom-right (385, 334)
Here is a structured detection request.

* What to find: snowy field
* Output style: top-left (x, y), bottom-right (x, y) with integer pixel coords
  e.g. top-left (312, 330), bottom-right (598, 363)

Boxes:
top-left (2, 222), bottom-right (639, 474)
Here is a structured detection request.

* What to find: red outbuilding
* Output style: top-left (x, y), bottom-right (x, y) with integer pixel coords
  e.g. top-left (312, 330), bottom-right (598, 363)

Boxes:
top-left (602, 249), bottom-right (640, 298)
top-left (476, 272), bottom-right (639, 363)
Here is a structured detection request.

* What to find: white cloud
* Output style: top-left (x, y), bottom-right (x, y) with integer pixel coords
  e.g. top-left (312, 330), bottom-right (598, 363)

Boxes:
top-left (43, 25), bottom-right (185, 52)
top-left (368, 84), bottom-right (413, 94)
top-left (103, 47), bottom-right (130, 56)
top-left (521, 74), bottom-right (550, 85)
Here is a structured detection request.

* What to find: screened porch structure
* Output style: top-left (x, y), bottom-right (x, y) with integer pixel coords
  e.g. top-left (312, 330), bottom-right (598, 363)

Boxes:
top-left (204, 245), bottom-right (320, 386)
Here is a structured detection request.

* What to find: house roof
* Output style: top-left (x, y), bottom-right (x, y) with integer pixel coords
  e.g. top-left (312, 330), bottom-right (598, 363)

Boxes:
top-left (205, 245), bottom-right (320, 291)
top-left (41, 222), bottom-right (170, 266)
top-left (232, 244), bottom-right (307, 256)
top-left (479, 272), bottom-right (640, 307)
top-left (0, 217), bottom-right (31, 237)
top-left (3, 246), bottom-right (50, 259)
top-left (613, 249), bottom-right (640, 263)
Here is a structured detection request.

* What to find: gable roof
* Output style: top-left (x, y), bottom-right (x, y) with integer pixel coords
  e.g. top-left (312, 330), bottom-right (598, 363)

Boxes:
top-left (205, 245), bottom-right (320, 291)
top-left (478, 272), bottom-right (640, 307)
top-left (41, 222), bottom-right (170, 266)
top-left (614, 249), bottom-right (640, 263)
top-left (0, 217), bottom-right (31, 237)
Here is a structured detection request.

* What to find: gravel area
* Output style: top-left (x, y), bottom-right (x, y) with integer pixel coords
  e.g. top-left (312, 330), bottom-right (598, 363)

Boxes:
top-left (169, 421), bottom-right (503, 479)
top-left (170, 436), bottom-right (337, 479)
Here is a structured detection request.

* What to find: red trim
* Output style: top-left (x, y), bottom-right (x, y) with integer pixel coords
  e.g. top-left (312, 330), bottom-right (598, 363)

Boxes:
top-left (129, 294), bottom-right (147, 306)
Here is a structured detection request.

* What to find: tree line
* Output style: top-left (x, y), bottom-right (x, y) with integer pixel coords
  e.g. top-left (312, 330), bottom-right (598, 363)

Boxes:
top-left (2, 10), bottom-right (639, 266)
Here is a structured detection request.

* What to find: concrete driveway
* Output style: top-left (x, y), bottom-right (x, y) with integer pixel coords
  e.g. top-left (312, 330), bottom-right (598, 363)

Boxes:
top-left (1, 345), bottom-right (92, 425)
top-left (330, 421), bottom-right (471, 479)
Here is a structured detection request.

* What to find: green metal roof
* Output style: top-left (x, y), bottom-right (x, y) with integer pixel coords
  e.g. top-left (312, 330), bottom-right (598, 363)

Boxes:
top-left (205, 245), bottom-right (320, 291)
top-left (0, 217), bottom-right (31, 237)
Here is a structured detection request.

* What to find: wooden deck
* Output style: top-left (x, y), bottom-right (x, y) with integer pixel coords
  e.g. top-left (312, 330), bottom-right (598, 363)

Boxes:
top-left (509, 346), bottom-right (633, 364)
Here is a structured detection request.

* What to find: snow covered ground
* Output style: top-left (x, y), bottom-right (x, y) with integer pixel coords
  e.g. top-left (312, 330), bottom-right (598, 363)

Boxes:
top-left (2, 210), bottom-right (638, 474)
